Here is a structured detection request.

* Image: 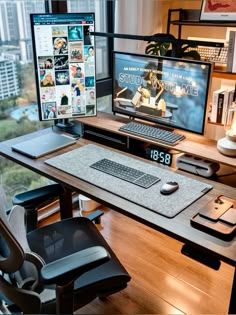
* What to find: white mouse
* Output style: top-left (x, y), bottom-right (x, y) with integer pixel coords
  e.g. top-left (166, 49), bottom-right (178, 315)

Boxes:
top-left (160, 181), bottom-right (179, 195)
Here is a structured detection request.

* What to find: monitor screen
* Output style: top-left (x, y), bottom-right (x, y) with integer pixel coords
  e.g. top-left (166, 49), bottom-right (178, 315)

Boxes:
top-left (30, 13), bottom-right (96, 124)
top-left (113, 51), bottom-right (212, 135)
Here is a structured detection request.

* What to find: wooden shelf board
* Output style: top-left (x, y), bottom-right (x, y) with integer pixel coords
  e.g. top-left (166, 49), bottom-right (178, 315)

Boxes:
top-left (172, 21), bottom-right (236, 27)
top-left (212, 71), bottom-right (236, 80)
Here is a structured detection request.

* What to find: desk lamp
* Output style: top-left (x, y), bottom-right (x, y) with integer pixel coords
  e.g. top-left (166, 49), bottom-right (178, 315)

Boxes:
top-left (217, 103), bottom-right (236, 156)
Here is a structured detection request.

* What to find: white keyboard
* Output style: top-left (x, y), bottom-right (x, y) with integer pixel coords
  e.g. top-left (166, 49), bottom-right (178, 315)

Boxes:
top-left (187, 46), bottom-right (228, 64)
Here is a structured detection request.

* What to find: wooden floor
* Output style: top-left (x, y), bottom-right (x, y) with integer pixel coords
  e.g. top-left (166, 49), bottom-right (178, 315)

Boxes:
top-left (40, 206), bottom-right (234, 315)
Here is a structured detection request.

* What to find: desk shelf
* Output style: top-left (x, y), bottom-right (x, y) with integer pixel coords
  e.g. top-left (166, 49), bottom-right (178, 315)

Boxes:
top-left (75, 112), bottom-right (236, 169)
top-left (212, 68), bottom-right (236, 80)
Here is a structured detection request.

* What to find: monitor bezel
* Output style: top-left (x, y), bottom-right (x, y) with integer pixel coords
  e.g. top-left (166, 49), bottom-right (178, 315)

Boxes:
top-left (112, 50), bottom-right (213, 136)
top-left (30, 12), bottom-right (97, 123)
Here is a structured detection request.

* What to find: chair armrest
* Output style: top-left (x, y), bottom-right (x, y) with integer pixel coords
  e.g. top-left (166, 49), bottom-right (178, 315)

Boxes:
top-left (12, 184), bottom-right (63, 207)
top-left (86, 209), bottom-right (104, 224)
top-left (41, 246), bottom-right (110, 285)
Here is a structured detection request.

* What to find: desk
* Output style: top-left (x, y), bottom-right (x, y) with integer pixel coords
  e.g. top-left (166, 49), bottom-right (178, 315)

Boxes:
top-left (0, 122), bottom-right (235, 313)
top-left (76, 111), bottom-right (236, 168)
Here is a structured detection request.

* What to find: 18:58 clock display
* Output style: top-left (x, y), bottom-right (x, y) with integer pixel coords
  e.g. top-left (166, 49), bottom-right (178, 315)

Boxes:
top-left (145, 147), bottom-right (173, 166)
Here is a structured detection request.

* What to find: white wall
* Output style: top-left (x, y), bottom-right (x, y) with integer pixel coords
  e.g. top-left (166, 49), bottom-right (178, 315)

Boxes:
top-left (114, 0), bottom-right (168, 53)
top-left (115, 0), bottom-right (230, 49)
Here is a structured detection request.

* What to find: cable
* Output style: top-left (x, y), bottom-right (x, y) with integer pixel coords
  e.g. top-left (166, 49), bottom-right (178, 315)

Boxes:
top-left (214, 194), bottom-right (224, 204)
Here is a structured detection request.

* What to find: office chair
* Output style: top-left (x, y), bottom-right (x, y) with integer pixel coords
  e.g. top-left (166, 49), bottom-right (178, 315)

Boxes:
top-left (0, 189), bottom-right (131, 314)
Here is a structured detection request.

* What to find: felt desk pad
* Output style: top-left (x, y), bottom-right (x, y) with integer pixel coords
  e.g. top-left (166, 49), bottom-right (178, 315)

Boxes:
top-left (45, 144), bottom-right (213, 218)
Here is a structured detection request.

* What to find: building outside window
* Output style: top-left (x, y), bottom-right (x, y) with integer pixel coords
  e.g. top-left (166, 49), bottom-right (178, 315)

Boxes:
top-left (0, 0), bottom-right (113, 206)
top-left (0, 59), bottom-right (20, 100)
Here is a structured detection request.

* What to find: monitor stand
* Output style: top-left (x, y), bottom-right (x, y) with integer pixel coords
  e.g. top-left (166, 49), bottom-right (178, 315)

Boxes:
top-left (53, 119), bottom-right (83, 138)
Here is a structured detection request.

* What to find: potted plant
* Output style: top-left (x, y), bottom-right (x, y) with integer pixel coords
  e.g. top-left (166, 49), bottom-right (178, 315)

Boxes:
top-left (145, 33), bottom-right (201, 60)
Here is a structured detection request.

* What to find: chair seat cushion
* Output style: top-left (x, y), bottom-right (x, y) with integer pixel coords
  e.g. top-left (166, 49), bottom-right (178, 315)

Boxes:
top-left (27, 217), bottom-right (131, 294)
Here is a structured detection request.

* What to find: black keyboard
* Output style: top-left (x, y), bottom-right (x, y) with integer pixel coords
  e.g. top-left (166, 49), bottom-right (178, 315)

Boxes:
top-left (90, 158), bottom-right (160, 189)
top-left (119, 121), bottom-right (185, 145)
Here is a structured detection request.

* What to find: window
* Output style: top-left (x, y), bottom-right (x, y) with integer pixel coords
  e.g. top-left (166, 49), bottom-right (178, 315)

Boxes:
top-left (0, 0), bottom-right (114, 206)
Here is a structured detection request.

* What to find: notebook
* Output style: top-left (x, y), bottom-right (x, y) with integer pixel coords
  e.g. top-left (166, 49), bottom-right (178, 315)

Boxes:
top-left (11, 133), bottom-right (77, 158)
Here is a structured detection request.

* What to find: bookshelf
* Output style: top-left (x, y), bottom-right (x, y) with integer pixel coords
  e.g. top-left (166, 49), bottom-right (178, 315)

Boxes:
top-left (166, 9), bottom-right (236, 139)
top-left (213, 67), bottom-right (236, 80)
top-left (167, 9), bottom-right (236, 39)
top-left (166, 9), bottom-right (236, 79)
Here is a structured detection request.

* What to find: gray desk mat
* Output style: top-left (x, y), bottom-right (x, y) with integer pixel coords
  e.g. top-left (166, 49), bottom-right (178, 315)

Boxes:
top-left (45, 144), bottom-right (213, 218)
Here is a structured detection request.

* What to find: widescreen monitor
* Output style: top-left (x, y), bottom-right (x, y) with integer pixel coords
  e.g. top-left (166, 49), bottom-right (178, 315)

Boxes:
top-left (30, 13), bottom-right (96, 128)
top-left (113, 51), bottom-right (212, 135)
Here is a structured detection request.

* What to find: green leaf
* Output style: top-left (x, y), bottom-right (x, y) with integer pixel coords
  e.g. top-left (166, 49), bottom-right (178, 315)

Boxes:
top-left (183, 50), bottom-right (201, 60)
top-left (145, 42), bottom-right (170, 56)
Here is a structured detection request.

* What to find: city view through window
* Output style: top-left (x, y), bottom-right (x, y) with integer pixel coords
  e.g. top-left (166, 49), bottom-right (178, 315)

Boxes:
top-left (0, 0), bottom-right (110, 207)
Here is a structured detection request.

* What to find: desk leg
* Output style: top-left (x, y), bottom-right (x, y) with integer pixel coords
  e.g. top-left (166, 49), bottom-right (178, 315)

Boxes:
top-left (229, 267), bottom-right (236, 314)
top-left (59, 186), bottom-right (73, 219)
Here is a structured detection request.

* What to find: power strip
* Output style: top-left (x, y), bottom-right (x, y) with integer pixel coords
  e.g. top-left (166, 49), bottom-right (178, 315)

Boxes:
top-left (176, 154), bottom-right (220, 178)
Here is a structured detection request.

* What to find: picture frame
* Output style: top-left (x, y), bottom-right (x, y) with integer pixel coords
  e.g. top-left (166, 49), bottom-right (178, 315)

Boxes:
top-left (200, 0), bottom-right (236, 22)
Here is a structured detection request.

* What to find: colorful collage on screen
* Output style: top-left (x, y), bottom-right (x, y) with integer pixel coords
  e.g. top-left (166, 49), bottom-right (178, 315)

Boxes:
top-left (34, 15), bottom-right (96, 120)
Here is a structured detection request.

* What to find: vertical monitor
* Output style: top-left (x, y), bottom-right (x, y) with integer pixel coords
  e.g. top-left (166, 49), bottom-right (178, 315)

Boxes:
top-left (30, 13), bottom-right (96, 123)
top-left (113, 51), bottom-right (212, 135)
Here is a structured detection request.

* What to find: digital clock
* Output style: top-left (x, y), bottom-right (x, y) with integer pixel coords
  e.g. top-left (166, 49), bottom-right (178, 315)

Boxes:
top-left (145, 147), bottom-right (173, 166)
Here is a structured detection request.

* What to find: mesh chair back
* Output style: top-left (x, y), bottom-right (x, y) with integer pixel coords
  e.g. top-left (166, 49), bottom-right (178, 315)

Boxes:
top-left (0, 208), bottom-right (42, 314)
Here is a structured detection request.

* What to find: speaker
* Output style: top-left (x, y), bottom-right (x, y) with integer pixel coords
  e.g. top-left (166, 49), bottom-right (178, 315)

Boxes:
top-left (176, 154), bottom-right (220, 178)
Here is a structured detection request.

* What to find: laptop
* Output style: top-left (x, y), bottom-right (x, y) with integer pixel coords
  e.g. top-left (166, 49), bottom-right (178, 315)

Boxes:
top-left (11, 133), bottom-right (77, 158)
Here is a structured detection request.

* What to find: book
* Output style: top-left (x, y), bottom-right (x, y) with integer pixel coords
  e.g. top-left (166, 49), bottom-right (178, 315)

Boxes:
top-left (221, 88), bottom-right (234, 125)
top-left (210, 88), bottom-right (225, 123)
top-left (216, 91), bottom-right (224, 123)
top-left (221, 90), bottom-right (229, 125)
top-left (227, 31), bottom-right (236, 73)
top-left (228, 88), bottom-right (235, 108)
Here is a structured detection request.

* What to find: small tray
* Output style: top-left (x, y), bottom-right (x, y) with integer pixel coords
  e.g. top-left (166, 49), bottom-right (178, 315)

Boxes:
top-left (191, 195), bottom-right (236, 241)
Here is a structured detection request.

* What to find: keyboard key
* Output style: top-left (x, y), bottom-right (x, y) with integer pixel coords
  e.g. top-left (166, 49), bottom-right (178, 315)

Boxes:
top-left (134, 174), bottom-right (161, 188)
